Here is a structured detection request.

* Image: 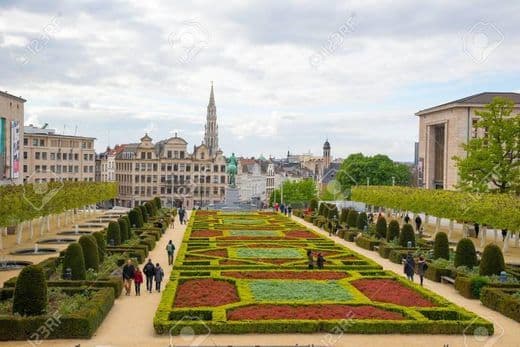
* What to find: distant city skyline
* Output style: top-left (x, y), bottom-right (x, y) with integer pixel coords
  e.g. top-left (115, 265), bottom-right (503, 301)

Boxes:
top-left (1, 1), bottom-right (519, 162)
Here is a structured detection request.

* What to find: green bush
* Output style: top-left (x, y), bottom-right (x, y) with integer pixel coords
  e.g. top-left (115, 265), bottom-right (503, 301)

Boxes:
top-left (454, 238), bottom-right (477, 268)
top-left (62, 243), bottom-right (87, 280)
top-left (480, 244), bottom-right (505, 276)
top-left (107, 221), bottom-right (121, 246)
top-left (355, 236), bottom-right (380, 251)
top-left (455, 275), bottom-right (490, 299)
top-left (92, 232), bottom-right (106, 263)
top-left (356, 212), bottom-right (368, 231)
top-left (145, 201), bottom-right (155, 217)
top-left (139, 205), bottom-right (148, 222)
top-left (128, 209), bottom-right (141, 228)
top-left (481, 288), bottom-right (520, 323)
top-left (318, 202), bottom-right (326, 216)
top-left (375, 217), bottom-right (387, 239)
top-left (347, 210), bottom-right (358, 228)
top-left (424, 262), bottom-right (453, 282)
top-left (122, 215), bottom-right (132, 238)
top-left (309, 198), bottom-right (318, 211)
top-left (398, 223), bottom-right (415, 247)
top-left (79, 235), bottom-right (100, 272)
top-left (118, 218), bottom-right (129, 243)
top-left (12, 265), bottom-right (47, 316)
top-left (433, 232), bottom-right (450, 260)
top-left (339, 208), bottom-right (350, 224)
top-left (153, 196), bottom-right (162, 210)
top-left (386, 220), bottom-right (400, 242)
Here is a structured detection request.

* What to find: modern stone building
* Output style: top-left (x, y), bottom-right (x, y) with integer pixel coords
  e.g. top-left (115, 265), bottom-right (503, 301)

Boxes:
top-left (114, 84), bottom-right (228, 208)
top-left (23, 125), bottom-right (96, 182)
top-left (416, 92), bottom-right (520, 190)
top-left (0, 91), bottom-right (25, 185)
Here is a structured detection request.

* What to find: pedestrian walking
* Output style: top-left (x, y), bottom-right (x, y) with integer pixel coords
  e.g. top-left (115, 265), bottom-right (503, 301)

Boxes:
top-left (307, 249), bottom-right (314, 269)
top-left (178, 207), bottom-right (185, 225)
top-left (403, 253), bottom-right (415, 281)
top-left (287, 205), bottom-right (292, 217)
top-left (143, 259), bottom-right (155, 293)
top-left (166, 240), bottom-right (175, 265)
top-left (134, 266), bottom-right (143, 296)
top-left (415, 215), bottom-right (422, 231)
top-left (122, 259), bottom-right (135, 296)
top-left (404, 214), bottom-right (410, 224)
top-left (316, 252), bottom-right (326, 269)
top-left (417, 256), bottom-right (428, 286)
top-left (474, 223), bottom-right (480, 239)
top-left (502, 229), bottom-right (508, 241)
top-left (154, 263), bottom-right (165, 292)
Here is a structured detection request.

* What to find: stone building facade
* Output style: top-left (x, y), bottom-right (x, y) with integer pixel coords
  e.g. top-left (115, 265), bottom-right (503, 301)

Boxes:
top-left (0, 91), bottom-right (25, 185)
top-left (416, 92), bottom-right (520, 190)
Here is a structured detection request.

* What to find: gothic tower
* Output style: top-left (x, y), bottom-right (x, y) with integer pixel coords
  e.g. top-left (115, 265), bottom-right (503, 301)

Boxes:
top-left (323, 139), bottom-right (331, 169)
top-left (204, 82), bottom-right (219, 157)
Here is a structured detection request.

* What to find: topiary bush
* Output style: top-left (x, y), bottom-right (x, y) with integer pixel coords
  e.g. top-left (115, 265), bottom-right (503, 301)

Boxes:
top-left (92, 232), bottom-right (106, 263)
top-left (128, 209), bottom-right (143, 228)
top-left (12, 265), bottom-right (47, 316)
top-left (153, 196), bottom-right (162, 210)
top-left (309, 198), bottom-right (318, 211)
top-left (339, 208), bottom-right (350, 225)
top-left (318, 203), bottom-right (326, 216)
top-left (356, 212), bottom-right (368, 231)
top-left (107, 221), bottom-right (121, 246)
top-left (386, 220), bottom-right (400, 242)
top-left (433, 232), bottom-right (450, 260)
top-left (480, 244), bottom-right (505, 276)
top-left (118, 218), bottom-right (129, 243)
top-left (347, 210), bottom-right (359, 228)
top-left (145, 201), bottom-right (155, 217)
top-left (62, 242), bottom-right (87, 280)
top-left (398, 223), bottom-right (415, 247)
top-left (375, 216), bottom-right (387, 239)
top-left (454, 238), bottom-right (477, 268)
top-left (122, 215), bottom-right (132, 238)
top-left (79, 235), bottom-right (100, 271)
top-left (139, 205), bottom-right (148, 222)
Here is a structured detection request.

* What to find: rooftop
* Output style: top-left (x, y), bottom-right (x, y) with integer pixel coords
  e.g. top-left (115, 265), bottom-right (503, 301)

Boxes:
top-left (0, 90), bottom-right (26, 103)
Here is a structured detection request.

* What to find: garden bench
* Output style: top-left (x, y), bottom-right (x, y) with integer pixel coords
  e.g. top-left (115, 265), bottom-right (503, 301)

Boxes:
top-left (441, 276), bottom-right (455, 285)
top-left (373, 245), bottom-right (380, 251)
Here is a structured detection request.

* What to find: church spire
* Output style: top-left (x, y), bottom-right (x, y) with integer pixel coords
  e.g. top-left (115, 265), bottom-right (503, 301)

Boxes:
top-left (208, 81), bottom-right (215, 108)
top-left (204, 82), bottom-right (219, 156)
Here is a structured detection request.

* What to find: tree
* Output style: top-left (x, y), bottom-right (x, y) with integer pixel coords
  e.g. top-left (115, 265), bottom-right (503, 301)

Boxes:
top-left (433, 232), bottom-right (450, 260)
top-left (347, 210), bottom-right (358, 228)
top-left (453, 97), bottom-right (520, 194)
top-left (139, 205), bottom-right (148, 222)
top-left (356, 212), bottom-right (368, 231)
top-left (269, 179), bottom-right (317, 207)
top-left (479, 244), bottom-right (505, 276)
top-left (93, 232), bottom-right (106, 263)
top-left (339, 208), bottom-right (350, 225)
top-left (336, 153), bottom-right (412, 195)
top-left (153, 197), bottom-right (162, 210)
top-left (107, 221), bottom-right (121, 246)
top-left (454, 238), bottom-right (477, 268)
top-left (118, 218), bottom-right (129, 243)
top-left (399, 224), bottom-right (415, 247)
top-left (62, 243), bottom-right (86, 280)
top-left (309, 198), bottom-right (319, 211)
top-left (78, 235), bottom-right (100, 271)
top-left (387, 220), bottom-right (400, 242)
top-left (13, 265), bottom-right (47, 316)
top-left (375, 216), bottom-right (387, 239)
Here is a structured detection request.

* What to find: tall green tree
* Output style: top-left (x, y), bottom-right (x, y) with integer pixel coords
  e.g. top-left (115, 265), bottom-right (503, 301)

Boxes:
top-left (270, 179), bottom-right (317, 206)
top-left (336, 153), bottom-right (411, 195)
top-left (453, 97), bottom-right (520, 194)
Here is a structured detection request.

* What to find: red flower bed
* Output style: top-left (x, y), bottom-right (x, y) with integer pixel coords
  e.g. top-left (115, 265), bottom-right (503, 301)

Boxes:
top-left (219, 236), bottom-right (286, 241)
top-left (222, 271), bottom-right (348, 280)
top-left (257, 259), bottom-right (299, 264)
top-left (219, 259), bottom-right (252, 265)
top-left (352, 279), bottom-right (436, 307)
top-left (243, 243), bottom-right (288, 248)
top-left (195, 249), bottom-right (228, 257)
top-left (227, 304), bottom-right (405, 320)
top-left (285, 230), bottom-right (320, 239)
top-left (191, 230), bottom-right (222, 237)
top-left (175, 279), bottom-right (239, 307)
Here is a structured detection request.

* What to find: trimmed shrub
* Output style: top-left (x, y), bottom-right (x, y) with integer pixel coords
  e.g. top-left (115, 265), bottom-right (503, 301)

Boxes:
top-left (339, 208), bottom-right (350, 225)
top-left (128, 209), bottom-right (143, 228)
top-left (433, 232), bottom-right (450, 260)
top-left (356, 235), bottom-right (380, 251)
top-left (386, 220), bottom-right (400, 242)
top-left (318, 202), bottom-right (326, 216)
top-left (327, 205), bottom-right (339, 220)
top-left (92, 232), bottom-right (106, 263)
top-left (107, 221), bottom-right (121, 246)
top-left (375, 217), bottom-right (387, 239)
top-left (12, 265), bottom-right (47, 316)
top-left (136, 207), bottom-right (145, 225)
top-left (118, 218), bottom-right (129, 243)
top-left (139, 205), bottom-right (148, 222)
top-left (347, 210), bottom-right (359, 228)
top-left (62, 243), bottom-right (87, 280)
top-left (153, 196), bottom-right (162, 210)
top-left (480, 244), bottom-right (505, 276)
top-left (122, 215), bottom-right (132, 238)
top-left (309, 198), bottom-right (318, 211)
top-left (454, 238), bottom-right (478, 268)
top-left (356, 212), bottom-right (368, 231)
top-left (398, 223), bottom-right (415, 247)
top-left (481, 288), bottom-right (520, 323)
top-left (145, 201), bottom-right (155, 217)
top-left (79, 235), bottom-right (100, 271)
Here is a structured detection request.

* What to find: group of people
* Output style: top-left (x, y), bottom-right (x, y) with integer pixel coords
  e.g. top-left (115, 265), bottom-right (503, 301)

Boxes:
top-left (121, 239), bottom-right (176, 296)
top-left (307, 249), bottom-right (326, 269)
top-left (273, 203), bottom-right (293, 217)
top-left (402, 253), bottom-right (428, 286)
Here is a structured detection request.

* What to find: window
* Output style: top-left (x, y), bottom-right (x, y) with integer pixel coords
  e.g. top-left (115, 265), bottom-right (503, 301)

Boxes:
top-left (35, 152), bottom-right (41, 160)
top-left (42, 152), bottom-right (47, 160)
top-left (84, 166), bottom-right (88, 173)
top-left (35, 165), bottom-right (40, 172)
top-left (74, 166), bottom-right (79, 173)
top-left (180, 151), bottom-right (185, 159)
top-left (201, 152), bottom-right (205, 159)
top-left (81, 142), bottom-right (87, 149)
top-left (57, 152), bottom-right (61, 160)
top-left (167, 150), bottom-right (172, 158)
top-left (69, 165), bottom-right (73, 173)
top-left (84, 154), bottom-right (88, 161)
top-left (50, 153), bottom-right (55, 160)
top-left (42, 165), bottom-right (47, 172)
top-left (39, 139), bottom-right (45, 146)
top-left (186, 164), bottom-right (191, 172)
top-left (23, 152), bottom-right (28, 159)
top-left (74, 153), bottom-right (78, 160)
top-left (472, 119), bottom-right (479, 138)
top-left (147, 152), bottom-right (152, 159)
top-left (89, 154), bottom-right (93, 161)
top-left (32, 139), bottom-right (38, 146)
top-left (63, 153), bottom-right (67, 160)
top-left (24, 138), bottom-right (28, 146)
top-left (50, 165), bottom-right (55, 172)
top-left (174, 151), bottom-right (178, 159)
top-left (23, 165), bottom-right (27, 173)
top-left (141, 152), bottom-right (145, 159)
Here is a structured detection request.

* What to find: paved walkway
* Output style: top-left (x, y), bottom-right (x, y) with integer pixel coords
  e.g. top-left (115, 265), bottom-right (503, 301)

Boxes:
top-left (1, 211), bottom-right (519, 347)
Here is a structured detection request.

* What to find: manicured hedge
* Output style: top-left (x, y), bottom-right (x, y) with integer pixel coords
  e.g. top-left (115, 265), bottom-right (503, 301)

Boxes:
top-left (78, 235), bottom-right (100, 272)
top-left (386, 220), bottom-right (400, 242)
top-left (62, 243), bottom-right (86, 280)
top-left (454, 238), bottom-right (477, 268)
top-left (12, 265), bottom-right (47, 316)
top-left (480, 288), bottom-right (520, 322)
top-left (424, 263), bottom-right (453, 282)
top-left (433, 232), bottom-right (450, 260)
top-left (356, 236), bottom-right (381, 251)
top-left (480, 244), bottom-right (505, 276)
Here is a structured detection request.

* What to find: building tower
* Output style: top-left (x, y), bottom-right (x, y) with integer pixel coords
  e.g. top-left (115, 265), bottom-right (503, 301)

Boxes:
top-left (323, 139), bottom-right (331, 169)
top-left (204, 82), bottom-right (219, 157)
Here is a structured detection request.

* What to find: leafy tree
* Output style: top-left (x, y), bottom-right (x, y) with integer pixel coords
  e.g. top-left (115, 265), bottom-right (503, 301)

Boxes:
top-left (453, 97), bottom-right (520, 194)
top-left (454, 238), bottom-right (478, 268)
top-left (433, 232), bottom-right (450, 260)
top-left (336, 153), bottom-right (412, 195)
top-left (269, 179), bottom-right (317, 207)
top-left (387, 220), bottom-right (400, 242)
top-left (479, 244), bottom-right (505, 276)
top-left (62, 243), bottom-right (86, 280)
top-left (399, 224), bottom-right (415, 247)
top-left (13, 265), bottom-right (47, 316)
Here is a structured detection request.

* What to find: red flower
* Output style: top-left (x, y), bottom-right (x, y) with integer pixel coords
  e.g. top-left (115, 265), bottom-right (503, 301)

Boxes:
top-left (352, 279), bottom-right (436, 307)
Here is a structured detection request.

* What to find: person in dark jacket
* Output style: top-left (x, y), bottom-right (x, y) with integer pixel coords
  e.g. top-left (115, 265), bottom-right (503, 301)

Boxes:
top-left (404, 214), bottom-right (410, 224)
top-left (307, 249), bottom-right (314, 269)
top-left (415, 215), bottom-right (422, 231)
top-left (474, 223), bottom-right (480, 239)
top-left (403, 253), bottom-right (415, 281)
top-left (154, 263), bottom-right (165, 292)
top-left (143, 259), bottom-right (156, 293)
top-left (316, 252), bottom-right (326, 269)
top-left (417, 256), bottom-right (428, 286)
top-left (122, 259), bottom-right (135, 296)
top-left (166, 240), bottom-right (175, 265)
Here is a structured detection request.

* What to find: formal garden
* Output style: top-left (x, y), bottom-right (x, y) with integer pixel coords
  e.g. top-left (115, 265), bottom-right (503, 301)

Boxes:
top-left (295, 187), bottom-right (520, 324)
top-left (154, 210), bottom-right (492, 335)
top-left (0, 196), bottom-right (174, 340)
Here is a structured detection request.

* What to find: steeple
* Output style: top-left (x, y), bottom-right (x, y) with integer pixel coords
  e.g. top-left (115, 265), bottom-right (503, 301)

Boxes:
top-left (204, 81), bottom-right (219, 157)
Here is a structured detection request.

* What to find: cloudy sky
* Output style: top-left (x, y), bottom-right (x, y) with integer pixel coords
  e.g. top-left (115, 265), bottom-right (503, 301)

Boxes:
top-left (1, 1), bottom-right (519, 162)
